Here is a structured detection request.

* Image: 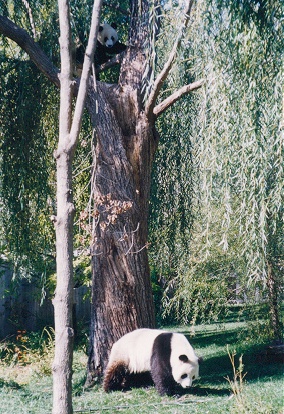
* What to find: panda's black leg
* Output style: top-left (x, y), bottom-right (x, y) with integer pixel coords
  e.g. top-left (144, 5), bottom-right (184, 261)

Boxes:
top-left (151, 370), bottom-right (175, 396)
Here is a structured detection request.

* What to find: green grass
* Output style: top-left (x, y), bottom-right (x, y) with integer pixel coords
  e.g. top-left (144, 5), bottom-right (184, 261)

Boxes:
top-left (0, 321), bottom-right (283, 414)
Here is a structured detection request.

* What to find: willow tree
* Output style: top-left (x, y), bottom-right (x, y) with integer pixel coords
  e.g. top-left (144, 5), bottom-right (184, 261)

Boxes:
top-left (85, 0), bottom-right (204, 384)
top-left (0, 1), bottom-right (58, 277)
top-left (149, 0), bottom-right (283, 339)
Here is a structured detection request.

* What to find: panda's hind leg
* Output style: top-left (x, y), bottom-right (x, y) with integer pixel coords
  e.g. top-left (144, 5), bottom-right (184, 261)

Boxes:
top-left (103, 361), bottom-right (129, 392)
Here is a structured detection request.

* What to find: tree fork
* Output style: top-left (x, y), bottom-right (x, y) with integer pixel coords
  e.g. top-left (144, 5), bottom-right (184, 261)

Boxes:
top-left (52, 1), bottom-right (103, 412)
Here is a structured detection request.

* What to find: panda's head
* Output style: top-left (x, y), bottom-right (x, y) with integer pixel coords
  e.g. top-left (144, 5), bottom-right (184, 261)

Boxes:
top-left (98, 23), bottom-right (118, 48)
top-left (170, 333), bottom-right (201, 389)
top-left (174, 354), bottom-right (200, 388)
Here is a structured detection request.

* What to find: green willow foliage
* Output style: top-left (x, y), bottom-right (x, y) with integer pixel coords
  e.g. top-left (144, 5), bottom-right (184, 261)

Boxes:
top-left (0, 0), bottom-right (60, 272)
top-left (0, 1), bottom-right (64, 279)
top-left (0, 56), bottom-right (57, 276)
top-left (0, 1), bottom-right (129, 284)
top-left (197, 0), bottom-right (284, 281)
top-left (149, 0), bottom-right (283, 327)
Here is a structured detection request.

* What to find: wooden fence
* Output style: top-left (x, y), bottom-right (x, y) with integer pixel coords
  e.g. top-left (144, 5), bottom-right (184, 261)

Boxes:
top-left (0, 264), bottom-right (91, 339)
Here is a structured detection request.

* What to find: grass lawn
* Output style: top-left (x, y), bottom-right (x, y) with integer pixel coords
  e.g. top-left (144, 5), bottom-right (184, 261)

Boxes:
top-left (0, 321), bottom-right (283, 414)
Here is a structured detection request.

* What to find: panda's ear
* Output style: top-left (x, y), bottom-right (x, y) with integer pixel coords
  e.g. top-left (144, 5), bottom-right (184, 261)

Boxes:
top-left (111, 22), bottom-right (117, 30)
top-left (99, 25), bottom-right (103, 32)
top-left (179, 354), bottom-right (189, 363)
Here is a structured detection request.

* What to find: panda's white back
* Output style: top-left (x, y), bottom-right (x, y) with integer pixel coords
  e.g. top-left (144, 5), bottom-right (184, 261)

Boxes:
top-left (108, 328), bottom-right (165, 373)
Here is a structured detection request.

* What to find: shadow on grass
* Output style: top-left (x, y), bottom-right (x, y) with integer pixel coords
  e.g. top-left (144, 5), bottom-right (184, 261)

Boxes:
top-left (175, 384), bottom-right (229, 397)
top-left (0, 377), bottom-right (22, 389)
top-left (192, 385), bottom-right (229, 397)
top-left (73, 373), bottom-right (89, 396)
top-left (185, 326), bottom-right (283, 388)
top-left (187, 327), bottom-right (243, 349)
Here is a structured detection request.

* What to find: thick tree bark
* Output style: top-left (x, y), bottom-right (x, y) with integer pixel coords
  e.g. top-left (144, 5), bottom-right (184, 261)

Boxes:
top-left (85, 79), bottom-right (157, 384)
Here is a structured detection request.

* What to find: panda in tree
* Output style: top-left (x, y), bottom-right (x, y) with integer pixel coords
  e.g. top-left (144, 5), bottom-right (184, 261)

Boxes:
top-left (75, 22), bottom-right (126, 76)
top-left (95, 22), bottom-right (127, 65)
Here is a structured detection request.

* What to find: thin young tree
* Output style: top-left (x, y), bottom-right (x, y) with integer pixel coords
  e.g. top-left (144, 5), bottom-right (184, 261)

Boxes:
top-left (52, 1), bottom-right (103, 412)
top-left (1, 0), bottom-right (102, 412)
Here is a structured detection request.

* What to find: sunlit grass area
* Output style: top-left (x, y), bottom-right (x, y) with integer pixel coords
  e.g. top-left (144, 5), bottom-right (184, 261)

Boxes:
top-left (0, 320), bottom-right (283, 414)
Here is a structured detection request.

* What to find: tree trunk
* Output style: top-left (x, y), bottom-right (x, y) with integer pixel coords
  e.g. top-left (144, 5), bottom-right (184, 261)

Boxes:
top-left (83, 0), bottom-right (161, 384)
top-left (52, 0), bottom-right (103, 410)
top-left (267, 261), bottom-right (283, 342)
top-left (85, 78), bottom-right (157, 384)
top-left (52, 152), bottom-right (75, 414)
top-left (52, 2), bottom-right (75, 411)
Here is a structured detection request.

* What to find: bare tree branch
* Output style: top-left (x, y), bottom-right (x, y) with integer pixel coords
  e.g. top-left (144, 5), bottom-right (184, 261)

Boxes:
top-left (57, 0), bottom-right (73, 146)
top-left (0, 14), bottom-right (60, 87)
top-left (153, 79), bottom-right (204, 117)
top-left (68, 0), bottom-right (103, 154)
top-left (95, 52), bottom-right (125, 75)
top-left (144, 0), bottom-right (194, 118)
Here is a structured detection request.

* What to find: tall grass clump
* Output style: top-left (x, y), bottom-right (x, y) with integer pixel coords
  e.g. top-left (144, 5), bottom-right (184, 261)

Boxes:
top-left (225, 346), bottom-right (279, 414)
top-left (226, 347), bottom-right (248, 413)
top-left (0, 327), bottom-right (54, 376)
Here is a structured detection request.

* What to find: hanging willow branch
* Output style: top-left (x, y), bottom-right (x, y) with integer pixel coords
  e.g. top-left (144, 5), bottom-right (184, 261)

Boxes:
top-left (21, 0), bottom-right (37, 39)
top-left (144, 0), bottom-right (195, 117)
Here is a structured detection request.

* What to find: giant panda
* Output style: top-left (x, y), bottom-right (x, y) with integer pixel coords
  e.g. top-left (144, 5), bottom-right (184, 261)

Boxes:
top-left (75, 22), bottom-right (126, 75)
top-left (95, 22), bottom-right (127, 66)
top-left (103, 328), bottom-right (202, 396)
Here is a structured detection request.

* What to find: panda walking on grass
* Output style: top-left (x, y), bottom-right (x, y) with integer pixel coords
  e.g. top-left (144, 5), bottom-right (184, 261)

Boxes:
top-left (103, 328), bottom-right (202, 396)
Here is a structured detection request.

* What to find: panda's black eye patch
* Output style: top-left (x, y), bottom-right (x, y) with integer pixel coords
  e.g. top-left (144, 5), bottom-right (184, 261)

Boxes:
top-left (104, 37), bottom-right (108, 42)
top-left (181, 374), bottom-right (187, 379)
top-left (111, 36), bottom-right (115, 41)
top-left (192, 375), bottom-right (195, 380)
